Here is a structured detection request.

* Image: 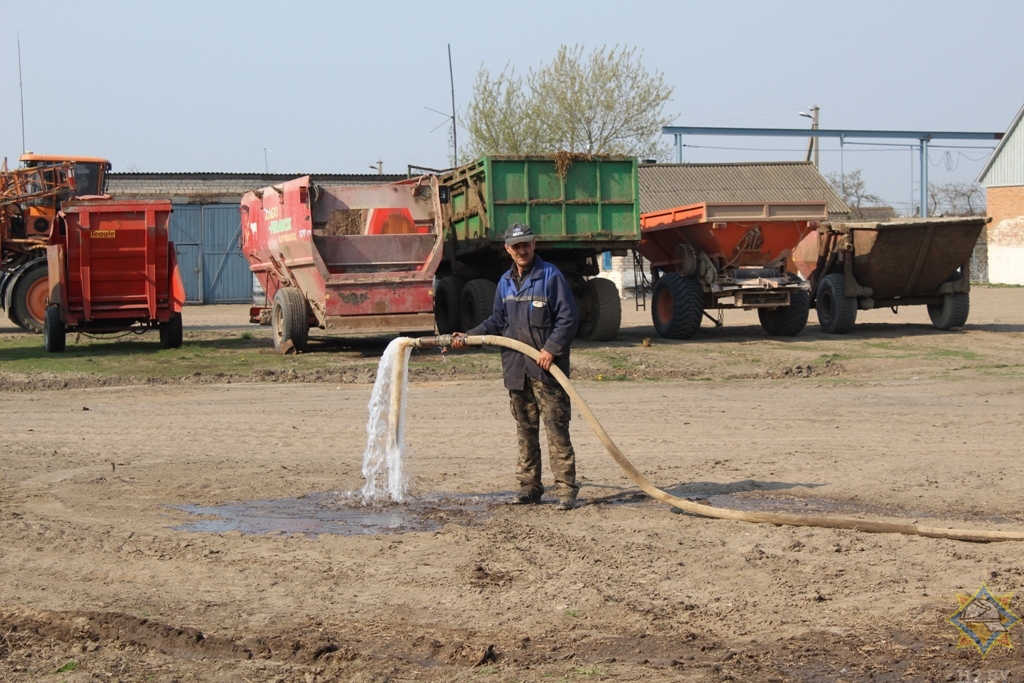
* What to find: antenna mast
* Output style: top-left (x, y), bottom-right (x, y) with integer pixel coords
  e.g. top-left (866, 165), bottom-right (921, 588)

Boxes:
top-left (18, 32), bottom-right (26, 153)
top-left (448, 44), bottom-right (457, 166)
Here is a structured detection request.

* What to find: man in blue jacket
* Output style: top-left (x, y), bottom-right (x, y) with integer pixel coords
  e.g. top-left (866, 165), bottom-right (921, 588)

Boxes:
top-left (452, 222), bottom-right (581, 510)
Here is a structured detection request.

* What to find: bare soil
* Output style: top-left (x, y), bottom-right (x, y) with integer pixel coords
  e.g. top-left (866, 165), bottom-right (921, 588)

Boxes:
top-left (3, 289), bottom-right (1024, 682)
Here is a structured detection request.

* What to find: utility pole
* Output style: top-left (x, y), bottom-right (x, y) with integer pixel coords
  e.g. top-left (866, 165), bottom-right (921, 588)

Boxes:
top-left (800, 105), bottom-right (819, 169)
top-left (448, 43), bottom-right (458, 166)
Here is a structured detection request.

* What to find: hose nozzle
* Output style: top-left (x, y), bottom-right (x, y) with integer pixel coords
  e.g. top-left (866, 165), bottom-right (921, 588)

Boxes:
top-left (412, 334), bottom-right (453, 349)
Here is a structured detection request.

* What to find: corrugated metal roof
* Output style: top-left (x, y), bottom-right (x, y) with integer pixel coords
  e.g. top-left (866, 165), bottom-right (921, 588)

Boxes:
top-left (639, 161), bottom-right (850, 215)
top-left (977, 102), bottom-right (1024, 187)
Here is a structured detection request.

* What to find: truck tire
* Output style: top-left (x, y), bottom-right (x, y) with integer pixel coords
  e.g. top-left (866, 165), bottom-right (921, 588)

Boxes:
top-left (460, 279), bottom-right (496, 332)
top-left (816, 273), bottom-right (858, 334)
top-left (651, 272), bottom-right (703, 340)
top-left (272, 287), bottom-right (309, 352)
top-left (928, 292), bottom-right (970, 330)
top-left (10, 261), bottom-right (49, 334)
top-left (577, 278), bottom-right (621, 341)
top-left (758, 290), bottom-right (810, 337)
top-left (44, 305), bottom-right (65, 353)
top-left (159, 312), bottom-right (184, 349)
top-left (434, 276), bottom-right (465, 334)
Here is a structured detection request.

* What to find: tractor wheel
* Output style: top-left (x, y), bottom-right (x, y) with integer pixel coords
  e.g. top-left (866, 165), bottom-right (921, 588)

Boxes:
top-left (160, 312), bottom-right (184, 349)
top-left (272, 287), bottom-right (309, 352)
top-left (651, 272), bottom-right (703, 340)
top-left (43, 305), bottom-right (66, 353)
top-left (928, 292), bottom-right (970, 330)
top-left (434, 276), bottom-right (465, 334)
top-left (577, 278), bottom-right (621, 341)
top-left (758, 290), bottom-right (810, 337)
top-left (460, 279), bottom-right (496, 332)
top-left (11, 261), bottom-right (49, 334)
top-left (815, 273), bottom-right (858, 334)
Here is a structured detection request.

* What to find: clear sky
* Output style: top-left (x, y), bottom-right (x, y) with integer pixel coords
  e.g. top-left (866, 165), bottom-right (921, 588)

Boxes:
top-left (2, 0), bottom-right (1021, 213)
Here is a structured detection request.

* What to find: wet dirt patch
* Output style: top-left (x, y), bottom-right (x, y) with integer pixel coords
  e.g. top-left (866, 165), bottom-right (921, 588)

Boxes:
top-left (171, 491), bottom-right (496, 537)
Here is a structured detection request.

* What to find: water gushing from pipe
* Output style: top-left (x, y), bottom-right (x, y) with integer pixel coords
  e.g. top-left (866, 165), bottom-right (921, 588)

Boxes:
top-left (361, 337), bottom-right (414, 503)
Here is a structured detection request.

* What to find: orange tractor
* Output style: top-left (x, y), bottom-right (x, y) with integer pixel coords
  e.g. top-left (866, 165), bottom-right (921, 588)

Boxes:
top-left (0, 153), bottom-right (111, 332)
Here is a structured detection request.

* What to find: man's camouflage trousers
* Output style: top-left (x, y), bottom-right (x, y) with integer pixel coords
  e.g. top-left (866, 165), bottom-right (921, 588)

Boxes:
top-left (509, 377), bottom-right (578, 500)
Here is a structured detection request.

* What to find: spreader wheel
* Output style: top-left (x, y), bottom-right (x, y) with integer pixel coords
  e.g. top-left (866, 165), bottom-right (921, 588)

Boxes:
top-left (272, 287), bottom-right (309, 352)
top-left (577, 278), bottom-right (622, 341)
top-left (758, 290), bottom-right (810, 337)
top-left (434, 276), bottom-right (465, 334)
top-left (11, 261), bottom-right (49, 334)
top-left (815, 273), bottom-right (858, 334)
top-left (651, 272), bottom-right (703, 340)
top-left (460, 279), bottom-right (497, 332)
top-left (927, 292), bottom-right (970, 330)
top-left (43, 305), bottom-right (66, 353)
top-left (160, 312), bottom-right (184, 349)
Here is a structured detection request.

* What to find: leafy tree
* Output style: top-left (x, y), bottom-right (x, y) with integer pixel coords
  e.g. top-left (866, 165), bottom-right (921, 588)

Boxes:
top-left (462, 45), bottom-right (674, 160)
top-left (825, 169), bottom-right (883, 210)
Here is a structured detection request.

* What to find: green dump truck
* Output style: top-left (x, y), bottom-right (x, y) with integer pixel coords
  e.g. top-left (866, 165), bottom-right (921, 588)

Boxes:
top-left (435, 155), bottom-right (640, 341)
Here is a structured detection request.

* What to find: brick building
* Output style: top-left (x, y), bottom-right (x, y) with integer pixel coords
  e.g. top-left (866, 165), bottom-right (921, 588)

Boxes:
top-left (977, 102), bottom-right (1024, 285)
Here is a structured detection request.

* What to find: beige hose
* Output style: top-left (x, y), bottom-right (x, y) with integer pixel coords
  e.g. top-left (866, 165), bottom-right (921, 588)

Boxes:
top-left (464, 335), bottom-right (1024, 543)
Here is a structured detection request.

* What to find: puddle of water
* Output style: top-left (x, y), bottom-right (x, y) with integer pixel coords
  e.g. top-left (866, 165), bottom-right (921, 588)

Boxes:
top-left (169, 491), bottom-right (499, 537)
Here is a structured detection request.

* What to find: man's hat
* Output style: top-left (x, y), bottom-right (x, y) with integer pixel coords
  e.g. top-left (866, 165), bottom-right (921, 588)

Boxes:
top-left (505, 222), bottom-right (534, 246)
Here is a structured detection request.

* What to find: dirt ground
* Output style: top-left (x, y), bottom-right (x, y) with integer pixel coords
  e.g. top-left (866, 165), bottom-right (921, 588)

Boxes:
top-left (3, 289), bottom-right (1024, 682)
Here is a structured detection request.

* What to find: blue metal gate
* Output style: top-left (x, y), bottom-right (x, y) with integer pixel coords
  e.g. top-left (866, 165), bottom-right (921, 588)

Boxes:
top-left (169, 204), bottom-right (249, 304)
top-left (170, 205), bottom-right (203, 304)
top-left (202, 205), bottom-right (250, 303)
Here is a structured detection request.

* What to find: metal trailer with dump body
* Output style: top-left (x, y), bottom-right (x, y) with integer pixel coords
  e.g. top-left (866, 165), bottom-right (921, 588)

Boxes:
top-left (435, 155), bottom-right (641, 341)
top-left (241, 175), bottom-right (444, 352)
top-left (43, 198), bottom-right (186, 352)
top-left (797, 216), bottom-right (990, 333)
top-left (640, 201), bottom-right (827, 339)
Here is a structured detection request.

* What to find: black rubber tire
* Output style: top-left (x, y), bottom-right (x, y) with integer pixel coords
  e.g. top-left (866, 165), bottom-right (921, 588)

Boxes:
top-left (460, 279), bottom-right (497, 332)
top-left (272, 287), bottom-right (309, 352)
top-left (577, 278), bottom-right (622, 341)
top-left (815, 273), bottom-right (858, 334)
top-left (43, 305), bottom-right (65, 353)
top-left (928, 292), bottom-right (970, 330)
top-left (434, 276), bottom-right (465, 334)
top-left (651, 272), bottom-right (704, 340)
top-left (758, 290), bottom-right (810, 337)
top-left (159, 312), bottom-right (184, 349)
top-left (10, 261), bottom-right (49, 334)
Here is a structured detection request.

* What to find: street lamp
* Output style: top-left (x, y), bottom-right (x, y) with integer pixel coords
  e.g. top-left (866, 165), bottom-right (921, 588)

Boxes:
top-left (798, 105), bottom-right (820, 169)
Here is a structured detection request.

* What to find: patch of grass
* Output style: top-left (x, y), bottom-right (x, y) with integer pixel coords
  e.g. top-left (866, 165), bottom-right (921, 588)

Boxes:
top-left (239, 331), bottom-right (254, 340)
top-left (563, 609), bottom-right (580, 618)
top-left (570, 665), bottom-right (605, 676)
top-left (55, 660), bottom-right (77, 673)
top-left (473, 664), bottom-right (500, 674)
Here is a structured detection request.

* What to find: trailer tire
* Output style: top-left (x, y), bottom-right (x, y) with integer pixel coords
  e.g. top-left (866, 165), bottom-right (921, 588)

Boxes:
top-left (816, 273), bottom-right (858, 334)
top-left (10, 261), bottom-right (49, 334)
top-left (434, 276), bottom-right (465, 333)
top-left (927, 292), bottom-right (970, 330)
top-left (758, 290), bottom-right (810, 337)
top-left (651, 272), bottom-right (703, 340)
top-left (160, 312), bottom-right (183, 349)
top-left (577, 278), bottom-right (621, 341)
top-left (460, 279), bottom-right (496, 332)
top-left (43, 305), bottom-right (65, 353)
top-left (272, 288), bottom-right (309, 352)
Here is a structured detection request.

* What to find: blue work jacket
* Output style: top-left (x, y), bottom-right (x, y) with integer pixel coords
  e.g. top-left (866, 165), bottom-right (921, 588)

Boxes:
top-left (467, 255), bottom-right (579, 391)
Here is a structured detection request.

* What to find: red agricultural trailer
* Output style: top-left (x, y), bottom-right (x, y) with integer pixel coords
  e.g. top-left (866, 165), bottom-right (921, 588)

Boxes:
top-left (241, 175), bottom-right (444, 351)
top-left (43, 199), bottom-right (186, 352)
top-left (640, 201), bottom-right (826, 339)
